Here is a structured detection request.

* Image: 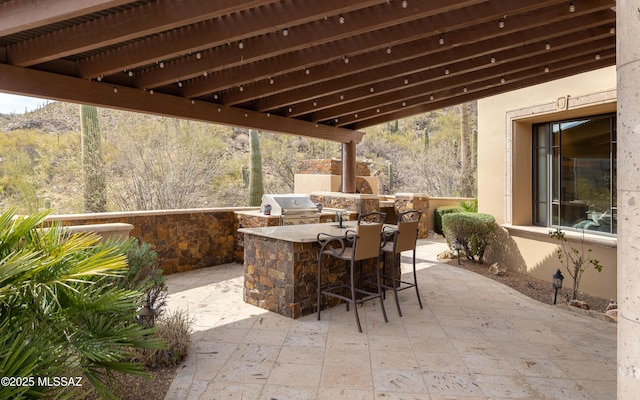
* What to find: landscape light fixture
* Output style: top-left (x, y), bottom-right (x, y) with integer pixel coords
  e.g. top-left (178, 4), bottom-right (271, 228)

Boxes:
top-left (454, 238), bottom-right (463, 265)
top-left (138, 301), bottom-right (156, 328)
top-left (552, 269), bottom-right (564, 305)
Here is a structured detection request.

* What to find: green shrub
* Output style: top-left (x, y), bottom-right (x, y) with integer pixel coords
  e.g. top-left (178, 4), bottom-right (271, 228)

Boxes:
top-left (121, 240), bottom-right (167, 317)
top-left (442, 212), bottom-right (496, 263)
top-left (434, 205), bottom-right (462, 235)
top-left (130, 309), bottom-right (193, 368)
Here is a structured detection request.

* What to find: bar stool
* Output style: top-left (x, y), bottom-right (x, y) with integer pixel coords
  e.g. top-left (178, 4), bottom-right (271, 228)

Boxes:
top-left (381, 210), bottom-right (423, 317)
top-left (316, 212), bottom-right (388, 332)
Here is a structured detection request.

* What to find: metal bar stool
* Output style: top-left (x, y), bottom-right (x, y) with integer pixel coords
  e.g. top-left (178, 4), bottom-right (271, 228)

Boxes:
top-left (316, 212), bottom-right (388, 332)
top-left (381, 210), bottom-right (423, 317)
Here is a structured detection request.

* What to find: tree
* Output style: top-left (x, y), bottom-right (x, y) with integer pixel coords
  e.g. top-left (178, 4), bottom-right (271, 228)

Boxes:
top-left (81, 105), bottom-right (107, 212)
top-left (459, 102), bottom-right (475, 198)
top-left (549, 228), bottom-right (604, 300)
top-left (106, 116), bottom-right (227, 210)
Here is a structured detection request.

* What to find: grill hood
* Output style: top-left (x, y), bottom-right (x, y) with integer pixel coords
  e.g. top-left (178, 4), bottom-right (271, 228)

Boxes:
top-left (260, 194), bottom-right (318, 215)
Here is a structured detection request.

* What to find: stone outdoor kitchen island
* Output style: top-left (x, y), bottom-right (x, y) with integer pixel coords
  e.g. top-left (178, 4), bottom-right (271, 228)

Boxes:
top-left (239, 221), bottom-right (397, 319)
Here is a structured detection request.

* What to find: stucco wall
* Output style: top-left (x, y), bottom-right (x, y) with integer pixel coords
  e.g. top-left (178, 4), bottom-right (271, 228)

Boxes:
top-left (477, 66), bottom-right (618, 300)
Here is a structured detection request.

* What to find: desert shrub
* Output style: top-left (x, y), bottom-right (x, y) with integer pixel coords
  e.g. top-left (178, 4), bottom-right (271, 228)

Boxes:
top-left (442, 212), bottom-right (496, 263)
top-left (130, 309), bottom-right (193, 368)
top-left (434, 205), bottom-right (462, 235)
top-left (120, 240), bottom-right (167, 317)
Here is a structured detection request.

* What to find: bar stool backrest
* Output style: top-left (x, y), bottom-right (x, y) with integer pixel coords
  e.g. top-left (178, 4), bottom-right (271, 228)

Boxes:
top-left (353, 222), bottom-right (383, 261)
top-left (394, 219), bottom-right (420, 253)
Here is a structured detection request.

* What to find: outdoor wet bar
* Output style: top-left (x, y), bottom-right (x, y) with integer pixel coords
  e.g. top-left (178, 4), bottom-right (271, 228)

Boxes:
top-left (238, 192), bottom-right (431, 318)
top-left (239, 219), bottom-right (397, 319)
top-left (238, 193), bottom-right (388, 318)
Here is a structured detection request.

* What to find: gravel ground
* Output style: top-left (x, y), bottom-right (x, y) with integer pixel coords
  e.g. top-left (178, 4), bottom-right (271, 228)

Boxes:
top-left (81, 366), bottom-right (176, 400)
top-left (446, 257), bottom-right (612, 314)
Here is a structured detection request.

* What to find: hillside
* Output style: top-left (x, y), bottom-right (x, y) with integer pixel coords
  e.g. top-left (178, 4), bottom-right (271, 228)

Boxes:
top-left (0, 101), bottom-right (476, 214)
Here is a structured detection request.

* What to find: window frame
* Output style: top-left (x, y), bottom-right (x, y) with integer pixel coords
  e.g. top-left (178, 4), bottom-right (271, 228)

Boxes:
top-left (532, 112), bottom-right (616, 235)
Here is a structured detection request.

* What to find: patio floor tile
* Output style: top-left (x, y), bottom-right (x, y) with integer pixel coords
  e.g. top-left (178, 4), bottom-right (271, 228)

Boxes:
top-left (164, 238), bottom-right (616, 400)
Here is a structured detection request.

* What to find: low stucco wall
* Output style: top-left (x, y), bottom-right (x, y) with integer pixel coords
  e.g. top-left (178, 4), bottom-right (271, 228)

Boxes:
top-left (485, 225), bottom-right (617, 300)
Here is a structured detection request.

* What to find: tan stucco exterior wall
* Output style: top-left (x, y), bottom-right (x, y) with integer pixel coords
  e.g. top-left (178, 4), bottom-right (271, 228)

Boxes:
top-left (478, 66), bottom-right (618, 300)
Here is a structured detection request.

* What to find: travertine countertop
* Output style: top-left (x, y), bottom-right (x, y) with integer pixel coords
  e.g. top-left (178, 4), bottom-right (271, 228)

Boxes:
top-left (238, 221), bottom-right (358, 243)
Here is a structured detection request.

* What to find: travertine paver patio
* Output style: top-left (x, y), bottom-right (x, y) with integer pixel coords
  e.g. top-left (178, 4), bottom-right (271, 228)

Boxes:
top-left (164, 238), bottom-right (616, 400)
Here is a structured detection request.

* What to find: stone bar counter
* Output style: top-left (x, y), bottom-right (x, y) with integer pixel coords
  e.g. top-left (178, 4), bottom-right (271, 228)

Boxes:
top-left (239, 221), bottom-right (397, 319)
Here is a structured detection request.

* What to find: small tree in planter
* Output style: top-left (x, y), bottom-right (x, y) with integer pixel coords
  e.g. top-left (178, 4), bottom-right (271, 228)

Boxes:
top-left (549, 228), bottom-right (603, 301)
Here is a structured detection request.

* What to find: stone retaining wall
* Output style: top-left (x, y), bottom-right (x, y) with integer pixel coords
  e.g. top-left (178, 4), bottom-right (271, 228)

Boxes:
top-left (45, 208), bottom-right (251, 275)
top-left (43, 194), bottom-right (460, 276)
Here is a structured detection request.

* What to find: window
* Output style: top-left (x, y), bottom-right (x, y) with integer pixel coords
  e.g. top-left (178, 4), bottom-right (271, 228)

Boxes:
top-left (533, 113), bottom-right (616, 234)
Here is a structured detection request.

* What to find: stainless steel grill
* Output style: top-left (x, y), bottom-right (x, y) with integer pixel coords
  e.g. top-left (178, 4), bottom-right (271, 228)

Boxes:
top-left (260, 194), bottom-right (320, 225)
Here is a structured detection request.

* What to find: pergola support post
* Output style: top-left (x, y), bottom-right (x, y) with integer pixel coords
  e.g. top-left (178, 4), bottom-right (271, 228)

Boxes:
top-left (617, 0), bottom-right (640, 397)
top-left (342, 141), bottom-right (357, 193)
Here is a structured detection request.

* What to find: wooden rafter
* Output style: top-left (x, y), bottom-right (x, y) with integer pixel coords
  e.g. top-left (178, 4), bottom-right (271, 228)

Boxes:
top-left (0, 0), bottom-right (616, 139)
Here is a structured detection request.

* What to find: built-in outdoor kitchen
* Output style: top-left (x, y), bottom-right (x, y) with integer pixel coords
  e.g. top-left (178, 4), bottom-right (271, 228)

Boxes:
top-left (233, 159), bottom-right (432, 318)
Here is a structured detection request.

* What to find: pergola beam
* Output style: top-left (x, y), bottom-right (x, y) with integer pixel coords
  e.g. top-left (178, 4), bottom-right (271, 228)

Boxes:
top-left (309, 35), bottom-right (615, 123)
top-left (143, 0), bottom-right (490, 90)
top-left (349, 52), bottom-right (615, 129)
top-left (248, 2), bottom-right (614, 113)
top-left (292, 21), bottom-right (613, 119)
top-left (6, 0), bottom-right (280, 67)
top-left (73, 0), bottom-right (384, 79)
top-left (0, 63), bottom-right (363, 144)
top-left (0, 0), bottom-right (131, 36)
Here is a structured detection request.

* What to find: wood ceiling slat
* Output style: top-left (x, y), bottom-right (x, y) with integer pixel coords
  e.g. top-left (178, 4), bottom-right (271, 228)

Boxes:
top-left (0, 0), bottom-right (132, 37)
top-left (315, 38), bottom-right (615, 124)
top-left (7, 0), bottom-right (279, 67)
top-left (142, 0), bottom-right (486, 91)
top-left (75, 0), bottom-right (384, 79)
top-left (0, 0), bottom-right (617, 137)
top-left (184, 0), bottom-right (570, 101)
top-left (247, 1), bottom-right (614, 112)
top-left (289, 23), bottom-right (614, 118)
top-left (302, 26), bottom-right (614, 121)
top-left (350, 53), bottom-right (615, 129)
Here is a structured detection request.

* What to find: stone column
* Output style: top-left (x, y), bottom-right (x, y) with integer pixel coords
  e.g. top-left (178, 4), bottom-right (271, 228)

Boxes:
top-left (617, 1), bottom-right (640, 397)
top-left (342, 141), bottom-right (357, 193)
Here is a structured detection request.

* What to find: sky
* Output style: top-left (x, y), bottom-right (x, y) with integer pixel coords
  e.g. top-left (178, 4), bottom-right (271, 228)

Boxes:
top-left (0, 93), bottom-right (51, 114)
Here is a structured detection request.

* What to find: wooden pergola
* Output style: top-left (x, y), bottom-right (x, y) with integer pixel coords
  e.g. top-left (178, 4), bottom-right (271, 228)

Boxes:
top-left (0, 0), bottom-right (616, 191)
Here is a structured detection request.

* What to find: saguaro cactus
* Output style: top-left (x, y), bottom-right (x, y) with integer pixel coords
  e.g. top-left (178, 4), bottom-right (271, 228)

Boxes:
top-left (81, 105), bottom-right (106, 212)
top-left (388, 162), bottom-right (394, 192)
top-left (423, 127), bottom-right (429, 150)
top-left (241, 165), bottom-right (249, 188)
top-left (248, 129), bottom-right (264, 206)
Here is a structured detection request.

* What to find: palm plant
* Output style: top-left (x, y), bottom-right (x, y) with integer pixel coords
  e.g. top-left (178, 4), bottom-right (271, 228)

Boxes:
top-left (0, 208), bottom-right (163, 399)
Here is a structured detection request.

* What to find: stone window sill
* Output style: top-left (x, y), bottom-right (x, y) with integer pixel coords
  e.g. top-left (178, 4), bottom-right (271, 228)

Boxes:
top-left (502, 224), bottom-right (617, 249)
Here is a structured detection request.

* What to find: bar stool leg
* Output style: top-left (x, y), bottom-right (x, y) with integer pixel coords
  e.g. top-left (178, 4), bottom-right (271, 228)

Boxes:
top-left (350, 259), bottom-right (363, 332)
top-left (391, 251), bottom-right (402, 317)
top-left (317, 254), bottom-right (323, 321)
top-left (376, 255), bottom-right (389, 323)
top-left (412, 248), bottom-right (423, 309)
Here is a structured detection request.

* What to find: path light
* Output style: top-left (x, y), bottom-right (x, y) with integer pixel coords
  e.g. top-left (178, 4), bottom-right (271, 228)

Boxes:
top-left (552, 269), bottom-right (564, 305)
top-left (454, 237), bottom-right (463, 265)
top-left (138, 300), bottom-right (156, 328)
